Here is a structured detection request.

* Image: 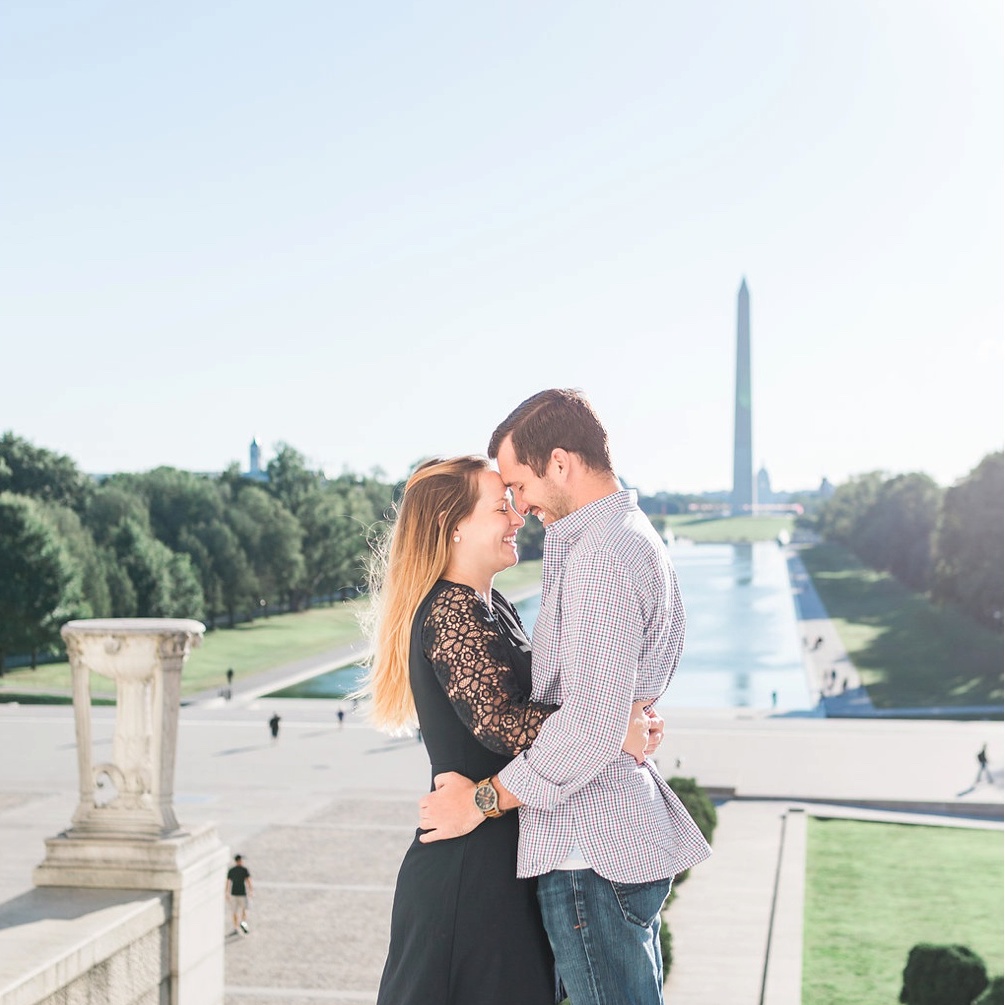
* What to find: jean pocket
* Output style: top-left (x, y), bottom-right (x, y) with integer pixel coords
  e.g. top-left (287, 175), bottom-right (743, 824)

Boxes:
top-left (610, 878), bottom-right (672, 928)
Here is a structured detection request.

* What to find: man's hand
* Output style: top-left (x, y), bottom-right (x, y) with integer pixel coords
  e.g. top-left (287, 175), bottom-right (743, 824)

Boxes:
top-left (417, 772), bottom-right (484, 843)
top-left (622, 702), bottom-right (666, 763)
top-left (643, 707), bottom-right (665, 757)
top-left (622, 700), bottom-right (649, 763)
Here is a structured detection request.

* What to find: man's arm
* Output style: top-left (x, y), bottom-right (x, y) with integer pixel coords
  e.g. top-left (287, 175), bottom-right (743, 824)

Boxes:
top-left (497, 552), bottom-right (646, 807)
top-left (418, 702), bottom-right (663, 843)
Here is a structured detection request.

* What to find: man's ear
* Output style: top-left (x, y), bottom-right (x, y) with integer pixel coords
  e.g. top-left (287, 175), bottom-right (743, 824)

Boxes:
top-left (550, 448), bottom-right (572, 480)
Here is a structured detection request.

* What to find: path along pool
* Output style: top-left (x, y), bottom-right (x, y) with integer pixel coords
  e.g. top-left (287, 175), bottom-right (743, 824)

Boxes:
top-left (267, 542), bottom-right (812, 711)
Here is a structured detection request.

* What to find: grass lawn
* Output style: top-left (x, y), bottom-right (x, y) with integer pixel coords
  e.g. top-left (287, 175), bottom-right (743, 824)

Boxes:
top-left (803, 818), bottom-right (1004, 1004)
top-left (800, 542), bottom-right (1003, 708)
top-left (0, 560), bottom-right (546, 702)
top-left (0, 603), bottom-right (367, 699)
top-left (667, 514), bottom-right (794, 542)
top-left (495, 558), bottom-right (544, 595)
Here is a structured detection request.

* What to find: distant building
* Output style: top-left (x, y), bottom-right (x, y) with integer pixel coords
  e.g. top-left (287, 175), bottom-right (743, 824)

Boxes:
top-left (245, 437), bottom-right (268, 483)
top-left (756, 464), bottom-right (774, 504)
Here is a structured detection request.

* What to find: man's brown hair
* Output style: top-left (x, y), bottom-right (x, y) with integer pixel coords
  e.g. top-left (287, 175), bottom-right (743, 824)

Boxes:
top-left (487, 388), bottom-right (613, 477)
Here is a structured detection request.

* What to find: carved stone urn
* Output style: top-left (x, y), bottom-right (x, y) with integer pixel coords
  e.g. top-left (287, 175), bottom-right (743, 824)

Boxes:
top-left (60, 618), bottom-right (205, 840)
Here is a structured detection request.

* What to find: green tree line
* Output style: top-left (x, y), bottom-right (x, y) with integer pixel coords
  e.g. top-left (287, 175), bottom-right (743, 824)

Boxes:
top-left (0, 433), bottom-right (397, 672)
top-left (812, 451), bottom-right (1003, 631)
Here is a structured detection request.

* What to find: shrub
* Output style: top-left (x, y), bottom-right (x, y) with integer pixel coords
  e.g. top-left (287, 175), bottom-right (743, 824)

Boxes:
top-left (974, 976), bottom-right (1004, 1005)
top-left (667, 776), bottom-right (717, 884)
top-left (899, 944), bottom-right (988, 1005)
top-left (660, 912), bottom-right (672, 979)
top-left (667, 776), bottom-right (717, 844)
top-left (661, 777), bottom-right (715, 979)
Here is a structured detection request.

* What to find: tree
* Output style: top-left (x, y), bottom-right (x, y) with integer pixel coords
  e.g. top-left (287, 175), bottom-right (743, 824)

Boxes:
top-left (183, 521), bottom-right (253, 626)
top-left (815, 471), bottom-right (886, 545)
top-left (85, 483), bottom-right (153, 545)
top-left (226, 485), bottom-right (304, 611)
top-left (932, 452), bottom-right (1004, 630)
top-left (267, 444), bottom-right (321, 517)
top-left (855, 473), bottom-right (942, 591)
top-left (0, 493), bottom-right (84, 672)
top-left (0, 432), bottom-right (92, 512)
top-left (514, 510), bottom-right (545, 560)
top-left (297, 482), bottom-right (373, 605)
top-left (40, 502), bottom-right (110, 618)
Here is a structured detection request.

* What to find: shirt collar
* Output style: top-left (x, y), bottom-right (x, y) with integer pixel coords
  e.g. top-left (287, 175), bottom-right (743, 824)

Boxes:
top-left (546, 489), bottom-right (638, 543)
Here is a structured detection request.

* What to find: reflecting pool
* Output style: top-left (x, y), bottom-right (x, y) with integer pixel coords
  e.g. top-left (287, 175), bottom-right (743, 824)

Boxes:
top-left (512, 542), bottom-right (809, 711)
top-left (267, 542), bottom-right (811, 710)
top-left (658, 542), bottom-right (810, 710)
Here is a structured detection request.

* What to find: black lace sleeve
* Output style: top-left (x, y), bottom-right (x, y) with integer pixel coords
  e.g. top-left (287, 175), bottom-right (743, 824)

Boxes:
top-left (422, 584), bottom-right (558, 756)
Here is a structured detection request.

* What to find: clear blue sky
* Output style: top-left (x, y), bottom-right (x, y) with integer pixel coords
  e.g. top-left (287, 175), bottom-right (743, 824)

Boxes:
top-left (3, 1), bottom-right (1002, 494)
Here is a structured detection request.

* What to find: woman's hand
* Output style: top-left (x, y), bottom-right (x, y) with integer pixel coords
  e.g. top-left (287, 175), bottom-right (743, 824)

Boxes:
top-left (622, 700), bottom-right (665, 764)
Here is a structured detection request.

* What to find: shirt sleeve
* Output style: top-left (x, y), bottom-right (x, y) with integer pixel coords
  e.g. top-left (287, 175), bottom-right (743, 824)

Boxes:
top-left (498, 551), bottom-right (645, 810)
top-left (423, 584), bottom-right (559, 756)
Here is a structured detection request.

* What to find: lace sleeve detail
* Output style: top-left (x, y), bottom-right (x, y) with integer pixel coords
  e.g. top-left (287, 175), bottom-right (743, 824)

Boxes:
top-left (423, 584), bottom-right (558, 756)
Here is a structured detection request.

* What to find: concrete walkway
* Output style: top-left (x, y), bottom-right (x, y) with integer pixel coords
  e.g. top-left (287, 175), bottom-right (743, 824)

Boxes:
top-left (1, 571), bottom-right (1000, 1003)
top-left (0, 698), bottom-right (1000, 1004)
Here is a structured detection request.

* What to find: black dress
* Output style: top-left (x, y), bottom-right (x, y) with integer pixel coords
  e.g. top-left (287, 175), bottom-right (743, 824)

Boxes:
top-left (376, 581), bottom-right (559, 1005)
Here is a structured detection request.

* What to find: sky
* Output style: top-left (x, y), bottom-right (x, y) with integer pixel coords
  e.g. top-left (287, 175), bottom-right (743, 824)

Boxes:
top-left (3, 1), bottom-right (1002, 495)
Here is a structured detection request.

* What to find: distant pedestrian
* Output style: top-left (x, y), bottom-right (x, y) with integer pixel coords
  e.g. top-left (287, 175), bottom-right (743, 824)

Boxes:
top-left (226, 854), bottom-right (253, 935)
top-left (771, 690), bottom-right (777, 709)
top-left (269, 713), bottom-right (281, 741)
top-left (227, 667), bottom-right (234, 687)
top-left (975, 744), bottom-right (993, 784)
top-left (337, 708), bottom-right (345, 729)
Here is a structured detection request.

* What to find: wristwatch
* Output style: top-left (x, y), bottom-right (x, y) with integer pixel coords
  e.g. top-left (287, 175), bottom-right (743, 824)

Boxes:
top-left (473, 777), bottom-right (506, 818)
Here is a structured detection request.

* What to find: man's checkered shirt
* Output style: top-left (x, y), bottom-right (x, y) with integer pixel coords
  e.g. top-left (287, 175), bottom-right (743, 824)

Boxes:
top-left (498, 490), bottom-right (712, 883)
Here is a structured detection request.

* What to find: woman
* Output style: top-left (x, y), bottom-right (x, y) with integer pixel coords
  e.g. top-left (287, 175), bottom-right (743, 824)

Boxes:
top-left (364, 456), bottom-right (652, 1005)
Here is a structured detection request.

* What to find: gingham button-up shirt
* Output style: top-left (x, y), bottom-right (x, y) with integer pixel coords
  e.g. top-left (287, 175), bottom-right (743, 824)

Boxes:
top-left (498, 490), bottom-right (712, 882)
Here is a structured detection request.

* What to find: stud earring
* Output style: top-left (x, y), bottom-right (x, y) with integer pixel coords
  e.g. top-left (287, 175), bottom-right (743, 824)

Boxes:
top-left (453, 534), bottom-right (461, 544)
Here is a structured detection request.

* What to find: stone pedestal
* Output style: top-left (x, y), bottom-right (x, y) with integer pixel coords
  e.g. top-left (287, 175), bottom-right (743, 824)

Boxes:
top-left (34, 619), bottom-right (226, 1005)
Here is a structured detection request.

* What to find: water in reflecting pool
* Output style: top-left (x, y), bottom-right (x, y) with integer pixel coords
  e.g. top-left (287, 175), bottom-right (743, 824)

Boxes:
top-left (268, 542), bottom-right (811, 710)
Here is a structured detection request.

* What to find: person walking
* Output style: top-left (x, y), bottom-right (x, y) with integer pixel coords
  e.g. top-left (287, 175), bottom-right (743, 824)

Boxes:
top-left (420, 388), bottom-right (710, 1005)
top-left (226, 854), bottom-right (253, 935)
top-left (268, 713), bottom-right (280, 741)
top-left (975, 744), bottom-right (993, 784)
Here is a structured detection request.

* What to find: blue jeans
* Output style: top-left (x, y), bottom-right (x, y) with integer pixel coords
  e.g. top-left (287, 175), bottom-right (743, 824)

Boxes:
top-left (537, 869), bottom-right (671, 1005)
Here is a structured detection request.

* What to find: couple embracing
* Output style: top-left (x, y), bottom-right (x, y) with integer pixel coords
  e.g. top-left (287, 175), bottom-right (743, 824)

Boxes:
top-left (364, 388), bottom-right (710, 1005)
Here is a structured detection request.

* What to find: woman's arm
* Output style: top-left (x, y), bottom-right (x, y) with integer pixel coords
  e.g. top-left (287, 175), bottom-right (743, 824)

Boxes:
top-left (424, 585), bottom-right (558, 756)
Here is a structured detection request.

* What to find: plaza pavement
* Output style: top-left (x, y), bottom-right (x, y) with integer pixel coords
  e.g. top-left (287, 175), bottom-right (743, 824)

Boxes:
top-left (1, 561), bottom-right (1001, 1003)
top-left (1, 687), bottom-right (1000, 1004)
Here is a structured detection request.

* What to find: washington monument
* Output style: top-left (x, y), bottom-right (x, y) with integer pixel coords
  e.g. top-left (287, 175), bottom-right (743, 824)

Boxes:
top-left (732, 278), bottom-right (754, 514)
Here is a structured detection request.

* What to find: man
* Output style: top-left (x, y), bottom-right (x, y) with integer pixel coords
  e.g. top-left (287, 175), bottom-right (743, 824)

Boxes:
top-left (420, 388), bottom-right (710, 1005)
top-left (976, 744), bottom-right (993, 784)
top-left (226, 854), bottom-right (253, 935)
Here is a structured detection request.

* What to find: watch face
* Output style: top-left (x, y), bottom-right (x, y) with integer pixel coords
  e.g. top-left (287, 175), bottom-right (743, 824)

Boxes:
top-left (474, 784), bottom-right (497, 814)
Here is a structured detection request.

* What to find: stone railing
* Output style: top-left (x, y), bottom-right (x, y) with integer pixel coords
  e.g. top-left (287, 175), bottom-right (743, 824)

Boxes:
top-left (0, 619), bottom-right (227, 1005)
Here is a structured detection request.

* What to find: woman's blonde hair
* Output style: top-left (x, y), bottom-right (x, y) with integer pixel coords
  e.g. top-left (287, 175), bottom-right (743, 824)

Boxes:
top-left (362, 455), bottom-right (489, 731)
